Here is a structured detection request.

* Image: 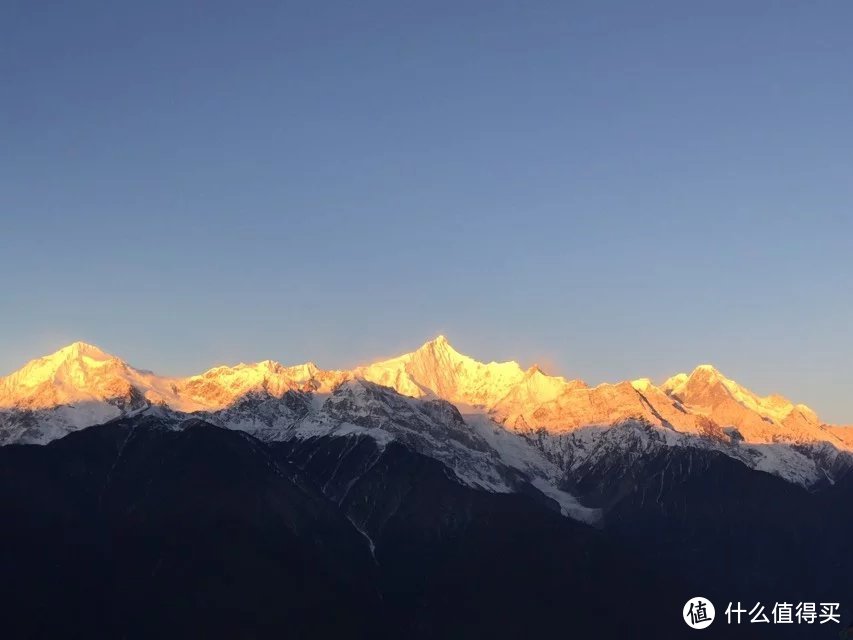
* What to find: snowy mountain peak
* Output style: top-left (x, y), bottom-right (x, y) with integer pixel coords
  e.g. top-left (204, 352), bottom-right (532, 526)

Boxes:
top-left (178, 359), bottom-right (344, 410)
top-left (0, 341), bottom-right (126, 396)
top-left (630, 378), bottom-right (654, 392)
top-left (694, 363), bottom-right (721, 373)
top-left (0, 336), bottom-right (847, 486)
top-left (526, 363), bottom-right (553, 377)
top-left (663, 364), bottom-right (737, 396)
top-left (661, 372), bottom-right (688, 391)
top-left (32, 341), bottom-right (121, 374)
top-left (0, 342), bottom-right (155, 429)
top-left (657, 362), bottom-right (827, 445)
top-left (412, 335), bottom-right (467, 363)
top-left (431, 334), bottom-right (450, 346)
top-left (679, 364), bottom-right (726, 384)
top-left (358, 337), bottom-right (526, 408)
top-left (53, 341), bottom-right (114, 361)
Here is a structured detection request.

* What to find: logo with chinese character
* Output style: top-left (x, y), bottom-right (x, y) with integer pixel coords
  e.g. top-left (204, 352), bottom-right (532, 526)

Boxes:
top-left (683, 597), bottom-right (716, 629)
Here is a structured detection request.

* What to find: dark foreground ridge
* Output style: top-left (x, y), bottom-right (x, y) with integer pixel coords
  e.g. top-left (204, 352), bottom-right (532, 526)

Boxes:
top-left (0, 417), bottom-right (851, 639)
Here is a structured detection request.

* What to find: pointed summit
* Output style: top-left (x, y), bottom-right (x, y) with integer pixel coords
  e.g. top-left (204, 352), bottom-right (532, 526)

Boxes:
top-left (663, 363), bottom-right (741, 402)
top-left (357, 336), bottom-right (526, 407)
top-left (0, 340), bottom-right (147, 415)
top-left (658, 363), bottom-right (824, 440)
top-left (663, 364), bottom-right (728, 396)
top-left (415, 334), bottom-right (460, 357)
top-left (49, 341), bottom-right (115, 363)
top-left (692, 363), bottom-right (721, 374)
top-left (631, 377), bottom-right (654, 392)
top-left (689, 363), bottom-right (728, 381)
top-left (3, 341), bottom-right (124, 388)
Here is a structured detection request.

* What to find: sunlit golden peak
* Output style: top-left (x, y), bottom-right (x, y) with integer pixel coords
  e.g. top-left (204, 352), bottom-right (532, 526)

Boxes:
top-left (256, 359), bottom-right (284, 371)
top-left (0, 337), bottom-right (839, 454)
top-left (418, 334), bottom-right (455, 353)
top-left (692, 363), bottom-right (722, 375)
top-left (631, 377), bottom-right (655, 392)
top-left (52, 341), bottom-right (113, 361)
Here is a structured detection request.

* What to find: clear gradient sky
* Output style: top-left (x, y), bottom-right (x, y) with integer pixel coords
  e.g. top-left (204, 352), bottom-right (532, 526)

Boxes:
top-left (2, 1), bottom-right (852, 421)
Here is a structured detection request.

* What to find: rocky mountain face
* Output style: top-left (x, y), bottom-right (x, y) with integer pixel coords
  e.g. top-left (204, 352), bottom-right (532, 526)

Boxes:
top-left (0, 419), bottom-right (384, 638)
top-left (2, 338), bottom-right (852, 637)
top-left (2, 415), bottom-right (850, 639)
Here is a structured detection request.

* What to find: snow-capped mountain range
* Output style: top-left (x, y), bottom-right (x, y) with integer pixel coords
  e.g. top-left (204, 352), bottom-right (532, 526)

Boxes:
top-left (2, 337), bottom-right (851, 514)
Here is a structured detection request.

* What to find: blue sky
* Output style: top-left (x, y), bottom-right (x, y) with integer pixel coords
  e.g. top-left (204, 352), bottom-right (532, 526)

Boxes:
top-left (2, 1), bottom-right (851, 421)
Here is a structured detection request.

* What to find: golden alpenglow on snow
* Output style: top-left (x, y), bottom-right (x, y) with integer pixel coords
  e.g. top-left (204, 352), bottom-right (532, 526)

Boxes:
top-left (1, 337), bottom-right (850, 489)
top-left (4, 1), bottom-right (853, 636)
